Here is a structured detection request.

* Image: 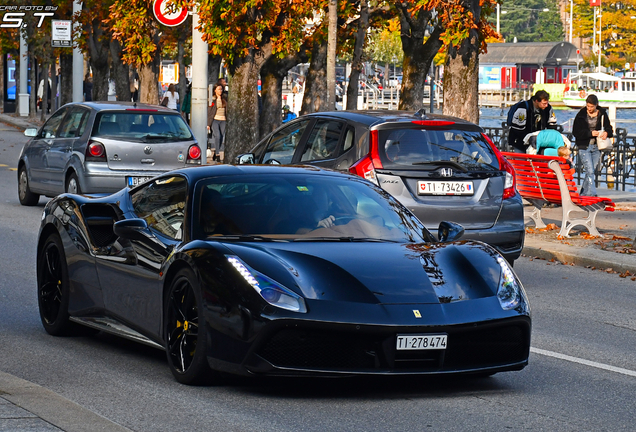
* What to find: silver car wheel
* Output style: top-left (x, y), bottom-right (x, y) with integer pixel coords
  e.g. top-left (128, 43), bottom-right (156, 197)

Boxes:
top-left (19, 170), bottom-right (28, 201)
top-left (18, 166), bottom-right (39, 206)
top-left (66, 175), bottom-right (79, 194)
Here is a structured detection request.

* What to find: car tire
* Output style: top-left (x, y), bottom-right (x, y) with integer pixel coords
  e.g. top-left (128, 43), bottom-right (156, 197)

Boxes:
top-left (165, 268), bottom-right (216, 385)
top-left (65, 173), bottom-right (81, 194)
top-left (37, 233), bottom-right (76, 336)
top-left (18, 166), bottom-right (40, 206)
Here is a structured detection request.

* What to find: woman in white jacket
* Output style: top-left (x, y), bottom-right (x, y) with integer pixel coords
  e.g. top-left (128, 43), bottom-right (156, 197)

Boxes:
top-left (163, 84), bottom-right (180, 110)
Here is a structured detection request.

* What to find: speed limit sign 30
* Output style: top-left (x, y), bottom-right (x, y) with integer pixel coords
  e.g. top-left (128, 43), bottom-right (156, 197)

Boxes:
top-left (153, 0), bottom-right (188, 27)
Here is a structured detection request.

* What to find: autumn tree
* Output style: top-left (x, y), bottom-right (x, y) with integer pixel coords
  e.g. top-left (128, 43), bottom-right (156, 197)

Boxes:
top-left (301, 28), bottom-right (329, 115)
top-left (395, 1), bottom-right (444, 110)
top-left (345, 0), bottom-right (370, 110)
top-left (196, 0), bottom-right (323, 161)
top-left (109, 0), bottom-right (164, 103)
top-left (580, 0), bottom-right (636, 66)
top-left (260, 49), bottom-right (309, 136)
top-left (75, 0), bottom-right (117, 100)
top-left (367, 21), bottom-right (403, 87)
top-left (432, 0), bottom-right (497, 123)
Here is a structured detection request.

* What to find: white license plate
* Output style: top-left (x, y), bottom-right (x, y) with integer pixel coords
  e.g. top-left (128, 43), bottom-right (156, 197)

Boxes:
top-left (396, 334), bottom-right (447, 350)
top-left (127, 176), bottom-right (154, 187)
top-left (417, 181), bottom-right (474, 196)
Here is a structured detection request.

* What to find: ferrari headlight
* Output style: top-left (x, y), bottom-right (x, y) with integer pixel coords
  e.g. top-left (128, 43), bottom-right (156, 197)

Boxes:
top-left (496, 256), bottom-right (526, 310)
top-left (226, 256), bottom-right (307, 313)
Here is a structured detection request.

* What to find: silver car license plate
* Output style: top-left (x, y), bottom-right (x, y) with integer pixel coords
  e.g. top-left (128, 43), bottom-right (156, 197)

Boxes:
top-left (417, 181), bottom-right (474, 196)
top-left (127, 176), bottom-right (154, 187)
top-left (396, 334), bottom-right (447, 350)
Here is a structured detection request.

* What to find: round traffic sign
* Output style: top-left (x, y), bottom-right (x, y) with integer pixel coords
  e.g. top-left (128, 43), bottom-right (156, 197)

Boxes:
top-left (153, 0), bottom-right (188, 27)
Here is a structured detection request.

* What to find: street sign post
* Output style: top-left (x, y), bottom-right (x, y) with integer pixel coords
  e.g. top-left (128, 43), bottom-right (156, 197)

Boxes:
top-left (51, 20), bottom-right (72, 47)
top-left (153, 0), bottom-right (188, 27)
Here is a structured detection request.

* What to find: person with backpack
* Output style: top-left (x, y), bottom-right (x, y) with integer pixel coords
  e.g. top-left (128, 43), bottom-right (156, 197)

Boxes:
top-left (524, 129), bottom-right (571, 156)
top-left (507, 90), bottom-right (557, 153)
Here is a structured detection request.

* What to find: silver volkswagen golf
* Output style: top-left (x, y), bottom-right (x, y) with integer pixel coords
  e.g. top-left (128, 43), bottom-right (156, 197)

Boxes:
top-left (18, 102), bottom-right (202, 205)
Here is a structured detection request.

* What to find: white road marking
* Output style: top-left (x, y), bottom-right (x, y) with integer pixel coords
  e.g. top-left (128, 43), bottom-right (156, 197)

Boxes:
top-left (531, 347), bottom-right (636, 378)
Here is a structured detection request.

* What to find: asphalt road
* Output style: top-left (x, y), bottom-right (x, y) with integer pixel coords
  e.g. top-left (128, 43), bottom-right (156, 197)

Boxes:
top-left (0, 124), bottom-right (635, 431)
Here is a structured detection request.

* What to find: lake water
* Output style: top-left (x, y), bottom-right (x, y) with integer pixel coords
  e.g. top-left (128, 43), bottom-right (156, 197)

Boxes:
top-left (478, 107), bottom-right (636, 136)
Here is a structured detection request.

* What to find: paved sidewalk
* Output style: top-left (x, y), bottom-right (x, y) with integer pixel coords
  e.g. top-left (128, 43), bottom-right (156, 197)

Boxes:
top-left (522, 188), bottom-right (636, 276)
top-left (0, 372), bottom-right (131, 432)
top-left (0, 112), bottom-right (45, 131)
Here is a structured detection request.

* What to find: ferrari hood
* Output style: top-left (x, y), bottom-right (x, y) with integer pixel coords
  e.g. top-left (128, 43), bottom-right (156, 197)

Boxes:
top-left (221, 241), bottom-right (502, 305)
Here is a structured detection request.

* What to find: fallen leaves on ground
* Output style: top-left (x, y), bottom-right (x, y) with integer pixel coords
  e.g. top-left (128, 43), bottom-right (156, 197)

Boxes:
top-left (580, 232), bottom-right (600, 239)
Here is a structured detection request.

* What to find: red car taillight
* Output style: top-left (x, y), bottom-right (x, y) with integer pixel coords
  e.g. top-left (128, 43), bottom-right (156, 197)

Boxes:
top-left (187, 145), bottom-right (202, 164)
top-left (86, 140), bottom-right (106, 162)
top-left (482, 133), bottom-right (516, 200)
top-left (349, 130), bottom-right (383, 185)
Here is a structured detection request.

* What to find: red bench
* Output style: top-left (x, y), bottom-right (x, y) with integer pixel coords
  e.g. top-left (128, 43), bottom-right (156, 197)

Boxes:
top-left (501, 152), bottom-right (615, 238)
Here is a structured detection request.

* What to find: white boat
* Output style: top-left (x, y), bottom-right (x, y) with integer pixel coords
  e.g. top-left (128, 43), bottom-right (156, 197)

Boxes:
top-left (562, 72), bottom-right (636, 108)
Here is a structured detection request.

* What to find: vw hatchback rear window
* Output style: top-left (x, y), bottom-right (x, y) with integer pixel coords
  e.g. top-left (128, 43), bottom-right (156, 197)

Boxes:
top-left (92, 111), bottom-right (193, 142)
top-left (378, 129), bottom-right (498, 171)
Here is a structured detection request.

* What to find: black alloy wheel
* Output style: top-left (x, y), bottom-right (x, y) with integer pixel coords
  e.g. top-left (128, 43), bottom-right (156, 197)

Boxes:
top-left (18, 166), bottom-right (40, 206)
top-left (37, 234), bottom-right (74, 335)
top-left (165, 268), bottom-right (214, 385)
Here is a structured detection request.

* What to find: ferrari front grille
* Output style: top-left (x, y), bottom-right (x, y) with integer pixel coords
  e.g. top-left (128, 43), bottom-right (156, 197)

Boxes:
top-left (257, 323), bottom-right (529, 373)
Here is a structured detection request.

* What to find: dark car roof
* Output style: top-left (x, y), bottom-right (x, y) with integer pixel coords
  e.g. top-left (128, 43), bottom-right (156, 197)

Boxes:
top-left (303, 110), bottom-right (480, 129)
top-left (171, 164), bottom-right (347, 183)
top-left (59, 101), bottom-right (176, 113)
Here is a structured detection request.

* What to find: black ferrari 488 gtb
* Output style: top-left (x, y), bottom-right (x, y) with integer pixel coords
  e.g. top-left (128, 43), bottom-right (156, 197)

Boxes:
top-left (37, 165), bottom-right (530, 384)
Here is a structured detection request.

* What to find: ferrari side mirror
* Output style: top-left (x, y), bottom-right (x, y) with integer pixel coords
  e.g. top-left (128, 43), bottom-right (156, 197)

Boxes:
top-left (236, 153), bottom-right (255, 165)
top-left (114, 218), bottom-right (150, 241)
top-left (438, 221), bottom-right (464, 242)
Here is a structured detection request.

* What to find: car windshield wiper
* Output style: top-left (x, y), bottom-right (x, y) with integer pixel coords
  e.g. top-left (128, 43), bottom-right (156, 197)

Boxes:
top-left (207, 235), bottom-right (282, 242)
top-left (293, 237), bottom-right (399, 243)
top-left (141, 134), bottom-right (168, 141)
top-left (411, 160), bottom-right (467, 171)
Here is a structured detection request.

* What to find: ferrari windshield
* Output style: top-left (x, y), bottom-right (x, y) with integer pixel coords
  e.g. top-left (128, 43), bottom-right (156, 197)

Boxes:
top-left (193, 174), bottom-right (428, 242)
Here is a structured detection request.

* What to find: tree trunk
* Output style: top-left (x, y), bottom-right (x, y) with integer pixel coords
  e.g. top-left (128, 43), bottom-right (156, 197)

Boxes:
top-left (396, 4), bottom-right (443, 111)
top-left (442, 2), bottom-right (480, 123)
top-left (301, 38), bottom-right (328, 115)
top-left (110, 39), bottom-right (131, 102)
top-left (346, 0), bottom-right (369, 111)
top-left (138, 29), bottom-right (162, 105)
top-left (60, 53), bottom-right (72, 106)
top-left (87, 20), bottom-right (110, 101)
top-left (327, 0), bottom-right (338, 110)
top-left (138, 61), bottom-right (161, 105)
top-left (177, 29), bottom-right (187, 103)
top-left (260, 53), bottom-right (306, 137)
top-left (225, 41), bottom-right (273, 161)
top-left (225, 58), bottom-right (261, 162)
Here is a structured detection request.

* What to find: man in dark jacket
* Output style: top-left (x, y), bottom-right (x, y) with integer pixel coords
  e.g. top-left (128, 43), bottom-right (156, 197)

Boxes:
top-left (507, 90), bottom-right (557, 152)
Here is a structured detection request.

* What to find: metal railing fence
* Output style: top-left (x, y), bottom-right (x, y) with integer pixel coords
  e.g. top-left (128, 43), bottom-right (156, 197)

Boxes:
top-left (483, 126), bottom-right (636, 191)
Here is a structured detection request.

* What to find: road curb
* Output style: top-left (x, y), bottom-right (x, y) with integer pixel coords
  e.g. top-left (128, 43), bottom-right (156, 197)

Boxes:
top-left (0, 370), bottom-right (133, 432)
top-left (523, 241), bottom-right (636, 275)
